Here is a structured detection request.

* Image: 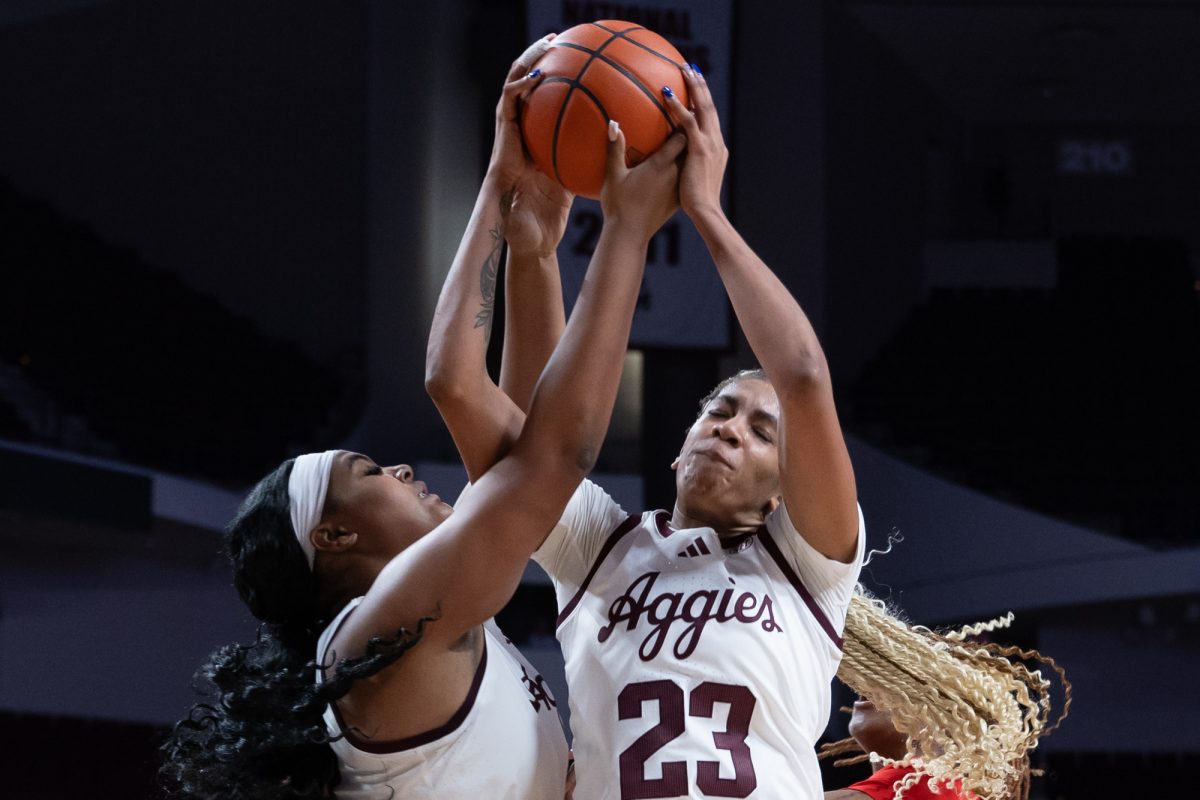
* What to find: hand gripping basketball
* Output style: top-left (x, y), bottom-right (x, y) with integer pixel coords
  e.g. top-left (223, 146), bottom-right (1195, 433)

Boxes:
top-left (661, 64), bottom-right (728, 219)
top-left (600, 119), bottom-right (684, 242)
top-left (520, 20), bottom-right (690, 200)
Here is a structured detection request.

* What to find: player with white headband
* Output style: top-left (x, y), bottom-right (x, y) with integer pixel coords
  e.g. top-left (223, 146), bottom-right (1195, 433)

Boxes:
top-left (163, 37), bottom-right (686, 800)
top-left (429, 64), bottom-right (865, 800)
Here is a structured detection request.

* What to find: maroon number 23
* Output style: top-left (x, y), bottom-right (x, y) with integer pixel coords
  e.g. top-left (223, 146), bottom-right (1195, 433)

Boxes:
top-left (618, 679), bottom-right (757, 799)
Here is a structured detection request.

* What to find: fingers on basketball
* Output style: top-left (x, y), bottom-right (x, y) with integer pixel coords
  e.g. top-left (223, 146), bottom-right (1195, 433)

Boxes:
top-left (606, 120), bottom-right (627, 175)
top-left (662, 89), bottom-right (699, 138)
top-left (652, 131), bottom-right (687, 166)
top-left (682, 65), bottom-right (718, 128)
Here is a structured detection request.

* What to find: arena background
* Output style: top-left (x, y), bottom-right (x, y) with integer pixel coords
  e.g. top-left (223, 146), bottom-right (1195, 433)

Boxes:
top-left (0, 0), bottom-right (1196, 796)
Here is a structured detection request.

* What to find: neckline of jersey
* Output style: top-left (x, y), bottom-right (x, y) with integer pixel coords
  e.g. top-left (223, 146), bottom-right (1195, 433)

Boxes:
top-left (653, 509), bottom-right (763, 551)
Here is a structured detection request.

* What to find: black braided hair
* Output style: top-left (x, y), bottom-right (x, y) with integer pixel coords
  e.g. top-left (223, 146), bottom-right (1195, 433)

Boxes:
top-left (161, 459), bottom-right (430, 799)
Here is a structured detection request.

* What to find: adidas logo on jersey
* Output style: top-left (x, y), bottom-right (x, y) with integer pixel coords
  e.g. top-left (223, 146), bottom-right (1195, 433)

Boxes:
top-left (676, 537), bottom-right (712, 558)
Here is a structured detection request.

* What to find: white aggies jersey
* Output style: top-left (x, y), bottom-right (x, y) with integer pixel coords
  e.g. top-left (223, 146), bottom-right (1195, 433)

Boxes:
top-left (533, 480), bottom-right (865, 800)
top-left (315, 599), bottom-right (569, 800)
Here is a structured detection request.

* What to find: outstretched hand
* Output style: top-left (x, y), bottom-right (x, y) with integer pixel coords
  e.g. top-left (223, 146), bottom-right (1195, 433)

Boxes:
top-left (489, 34), bottom-right (575, 258)
top-left (488, 35), bottom-right (553, 188)
top-left (505, 167), bottom-right (574, 258)
top-left (600, 120), bottom-right (685, 242)
top-left (661, 65), bottom-right (727, 219)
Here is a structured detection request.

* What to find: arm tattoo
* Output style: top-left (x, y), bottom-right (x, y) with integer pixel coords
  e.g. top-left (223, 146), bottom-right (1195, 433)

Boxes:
top-left (474, 225), bottom-right (503, 341)
top-left (474, 188), bottom-right (515, 342)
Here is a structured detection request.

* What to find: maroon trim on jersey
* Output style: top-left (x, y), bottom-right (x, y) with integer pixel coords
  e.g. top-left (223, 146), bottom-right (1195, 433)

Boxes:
top-left (556, 513), bottom-right (643, 629)
top-left (332, 641), bottom-right (489, 754)
top-left (757, 526), bottom-right (844, 649)
top-left (321, 605), bottom-right (488, 753)
top-left (718, 529), bottom-right (757, 552)
top-left (654, 510), bottom-right (672, 537)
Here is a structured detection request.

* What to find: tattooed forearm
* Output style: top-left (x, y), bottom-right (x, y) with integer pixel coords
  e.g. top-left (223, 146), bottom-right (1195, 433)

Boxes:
top-left (474, 225), bottom-right (504, 341)
top-left (473, 187), bottom-right (515, 342)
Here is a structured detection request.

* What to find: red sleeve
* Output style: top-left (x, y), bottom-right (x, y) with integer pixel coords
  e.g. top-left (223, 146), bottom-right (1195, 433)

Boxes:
top-left (845, 766), bottom-right (970, 800)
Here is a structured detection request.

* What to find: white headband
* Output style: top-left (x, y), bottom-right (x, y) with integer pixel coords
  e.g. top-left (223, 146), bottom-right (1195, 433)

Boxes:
top-left (288, 450), bottom-right (338, 569)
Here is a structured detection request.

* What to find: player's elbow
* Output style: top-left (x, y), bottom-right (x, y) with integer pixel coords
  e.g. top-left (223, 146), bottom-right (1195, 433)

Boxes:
top-left (562, 413), bottom-right (605, 473)
top-left (572, 443), bottom-right (599, 474)
top-left (518, 410), bottom-right (602, 477)
top-left (424, 363), bottom-right (469, 406)
top-left (776, 356), bottom-right (828, 396)
top-left (537, 438), bottom-right (599, 480)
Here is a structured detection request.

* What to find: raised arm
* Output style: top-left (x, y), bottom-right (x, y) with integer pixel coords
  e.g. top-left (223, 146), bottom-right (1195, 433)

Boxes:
top-left (424, 58), bottom-right (543, 481)
top-left (367, 123), bottom-right (684, 647)
top-left (498, 172), bottom-right (571, 413)
top-left (426, 45), bottom-right (575, 478)
top-left (664, 68), bottom-right (858, 562)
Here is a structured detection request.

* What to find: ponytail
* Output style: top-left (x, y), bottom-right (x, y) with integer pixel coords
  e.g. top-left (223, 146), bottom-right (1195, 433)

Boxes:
top-left (162, 460), bottom-right (430, 798)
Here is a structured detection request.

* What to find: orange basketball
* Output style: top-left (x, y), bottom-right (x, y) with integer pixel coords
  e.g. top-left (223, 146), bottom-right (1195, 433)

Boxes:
top-left (520, 20), bottom-right (690, 200)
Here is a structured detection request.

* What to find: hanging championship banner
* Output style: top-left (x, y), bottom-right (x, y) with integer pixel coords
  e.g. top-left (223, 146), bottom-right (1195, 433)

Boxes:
top-left (525, 0), bottom-right (733, 348)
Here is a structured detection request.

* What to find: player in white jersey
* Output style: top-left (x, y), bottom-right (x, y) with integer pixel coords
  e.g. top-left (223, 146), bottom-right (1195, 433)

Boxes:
top-left (533, 480), bottom-right (863, 800)
top-left (429, 64), bottom-right (864, 800)
top-left (164, 48), bottom-right (685, 800)
top-left (314, 601), bottom-right (567, 800)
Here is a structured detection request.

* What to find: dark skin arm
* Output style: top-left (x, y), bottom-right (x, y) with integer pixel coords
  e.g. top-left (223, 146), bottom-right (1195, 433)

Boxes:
top-left (374, 123), bottom-right (681, 643)
top-left (499, 168), bottom-right (571, 413)
top-left (424, 58), bottom-right (543, 481)
top-left (426, 50), bottom-right (574, 476)
top-left (336, 55), bottom-right (683, 741)
top-left (664, 67), bottom-right (859, 562)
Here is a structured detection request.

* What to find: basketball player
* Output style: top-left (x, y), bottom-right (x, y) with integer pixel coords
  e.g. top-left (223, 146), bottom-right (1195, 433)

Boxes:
top-left (163, 53), bottom-right (684, 799)
top-left (823, 698), bottom-right (971, 800)
top-left (822, 591), bottom-right (1071, 800)
top-left (428, 65), bottom-right (864, 800)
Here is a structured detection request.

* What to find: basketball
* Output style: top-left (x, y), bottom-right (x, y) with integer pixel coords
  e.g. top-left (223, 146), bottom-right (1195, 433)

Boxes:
top-left (520, 20), bottom-right (690, 199)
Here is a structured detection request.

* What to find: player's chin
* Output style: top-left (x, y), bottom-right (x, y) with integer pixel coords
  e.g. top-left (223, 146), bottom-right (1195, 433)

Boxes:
top-left (684, 486), bottom-right (743, 519)
top-left (687, 458), bottom-right (736, 485)
top-left (678, 473), bottom-right (722, 504)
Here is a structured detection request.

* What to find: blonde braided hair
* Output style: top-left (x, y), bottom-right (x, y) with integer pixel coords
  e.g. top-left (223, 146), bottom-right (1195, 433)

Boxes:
top-left (820, 588), bottom-right (1071, 800)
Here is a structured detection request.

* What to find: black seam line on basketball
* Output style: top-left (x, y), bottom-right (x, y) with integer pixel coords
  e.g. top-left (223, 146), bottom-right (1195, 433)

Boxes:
top-left (591, 51), bottom-right (676, 130)
top-left (584, 25), bottom-right (686, 130)
top-left (590, 22), bottom-right (645, 36)
top-left (553, 42), bottom-right (599, 56)
top-left (571, 81), bottom-right (611, 126)
top-left (550, 30), bottom-right (624, 186)
top-left (548, 42), bottom-right (675, 131)
top-left (538, 75), bottom-right (610, 120)
top-left (596, 24), bottom-right (686, 71)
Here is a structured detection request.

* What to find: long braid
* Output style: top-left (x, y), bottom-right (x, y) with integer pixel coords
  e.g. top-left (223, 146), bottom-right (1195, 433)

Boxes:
top-left (820, 588), bottom-right (1071, 800)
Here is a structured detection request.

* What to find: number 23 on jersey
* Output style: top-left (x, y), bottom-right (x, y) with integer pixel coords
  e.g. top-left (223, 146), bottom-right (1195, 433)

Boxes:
top-left (618, 679), bottom-right (758, 800)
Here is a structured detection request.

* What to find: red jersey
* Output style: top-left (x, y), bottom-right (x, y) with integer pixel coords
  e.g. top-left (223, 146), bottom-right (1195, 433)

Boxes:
top-left (845, 765), bottom-right (972, 800)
